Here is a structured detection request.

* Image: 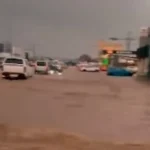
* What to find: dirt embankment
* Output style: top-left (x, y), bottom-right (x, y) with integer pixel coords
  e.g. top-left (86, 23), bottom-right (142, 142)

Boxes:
top-left (0, 125), bottom-right (150, 150)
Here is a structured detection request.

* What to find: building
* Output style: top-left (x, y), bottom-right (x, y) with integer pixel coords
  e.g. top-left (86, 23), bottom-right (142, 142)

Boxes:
top-left (0, 43), bottom-right (25, 62)
top-left (139, 27), bottom-right (150, 47)
top-left (12, 47), bottom-right (25, 58)
top-left (0, 42), bottom-right (12, 58)
top-left (24, 50), bottom-right (34, 59)
top-left (137, 27), bottom-right (150, 75)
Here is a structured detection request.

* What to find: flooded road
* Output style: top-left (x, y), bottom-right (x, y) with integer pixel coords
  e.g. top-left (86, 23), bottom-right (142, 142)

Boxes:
top-left (0, 68), bottom-right (150, 144)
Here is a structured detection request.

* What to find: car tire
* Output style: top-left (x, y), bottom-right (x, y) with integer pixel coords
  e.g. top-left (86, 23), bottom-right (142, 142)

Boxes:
top-left (45, 71), bottom-right (49, 75)
top-left (19, 74), bottom-right (27, 80)
top-left (30, 73), bottom-right (32, 77)
top-left (23, 75), bottom-right (28, 79)
top-left (107, 72), bottom-right (113, 76)
top-left (4, 74), bottom-right (10, 79)
top-left (95, 70), bottom-right (99, 72)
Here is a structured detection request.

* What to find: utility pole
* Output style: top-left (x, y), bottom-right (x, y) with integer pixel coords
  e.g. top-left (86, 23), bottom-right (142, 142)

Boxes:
top-left (109, 31), bottom-right (136, 51)
top-left (9, 15), bottom-right (13, 56)
top-left (31, 44), bottom-right (36, 58)
top-left (125, 31), bottom-right (136, 51)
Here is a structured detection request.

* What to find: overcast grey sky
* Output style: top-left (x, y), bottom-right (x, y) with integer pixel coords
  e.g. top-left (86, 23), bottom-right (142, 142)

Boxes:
top-left (0, 0), bottom-right (149, 58)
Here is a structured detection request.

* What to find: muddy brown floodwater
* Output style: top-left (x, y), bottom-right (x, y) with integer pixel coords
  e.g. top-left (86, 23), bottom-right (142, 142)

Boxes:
top-left (1, 67), bottom-right (150, 149)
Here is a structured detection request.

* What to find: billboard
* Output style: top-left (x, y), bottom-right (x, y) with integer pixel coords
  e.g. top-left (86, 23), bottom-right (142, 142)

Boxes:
top-left (99, 41), bottom-right (124, 54)
top-left (116, 51), bottom-right (136, 58)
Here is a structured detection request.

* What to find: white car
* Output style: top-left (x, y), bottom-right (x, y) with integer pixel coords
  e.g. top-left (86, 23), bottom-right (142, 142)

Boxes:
top-left (35, 60), bottom-right (50, 74)
top-left (1, 57), bottom-right (34, 79)
top-left (79, 63), bottom-right (100, 72)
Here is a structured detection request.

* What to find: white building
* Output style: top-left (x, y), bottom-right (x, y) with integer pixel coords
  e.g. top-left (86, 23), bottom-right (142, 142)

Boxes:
top-left (12, 47), bottom-right (25, 58)
top-left (0, 53), bottom-right (11, 58)
top-left (0, 42), bottom-right (12, 58)
top-left (140, 27), bottom-right (150, 37)
top-left (0, 45), bottom-right (25, 59)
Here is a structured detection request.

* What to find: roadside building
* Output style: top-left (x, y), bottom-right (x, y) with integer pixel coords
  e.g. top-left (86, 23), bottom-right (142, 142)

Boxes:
top-left (12, 47), bottom-right (25, 58)
top-left (0, 42), bottom-right (12, 67)
top-left (137, 27), bottom-right (150, 75)
top-left (0, 43), bottom-right (26, 68)
top-left (0, 42), bottom-right (12, 57)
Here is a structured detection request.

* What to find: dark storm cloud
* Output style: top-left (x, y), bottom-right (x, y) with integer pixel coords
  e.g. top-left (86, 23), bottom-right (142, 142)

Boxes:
top-left (0, 0), bottom-right (149, 57)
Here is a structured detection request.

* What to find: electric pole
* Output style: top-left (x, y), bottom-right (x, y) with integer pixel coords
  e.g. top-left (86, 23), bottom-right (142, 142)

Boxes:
top-left (31, 44), bottom-right (36, 58)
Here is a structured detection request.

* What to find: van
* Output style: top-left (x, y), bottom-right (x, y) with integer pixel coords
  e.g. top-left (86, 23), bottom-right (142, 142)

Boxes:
top-left (35, 60), bottom-right (49, 74)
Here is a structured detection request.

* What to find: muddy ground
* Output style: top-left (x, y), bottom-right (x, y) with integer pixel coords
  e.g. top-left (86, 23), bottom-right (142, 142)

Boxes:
top-left (0, 67), bottom-right (150, 149)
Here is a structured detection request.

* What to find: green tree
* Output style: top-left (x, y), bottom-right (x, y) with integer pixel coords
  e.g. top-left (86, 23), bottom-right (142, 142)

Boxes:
top-left (79, 54), bottom-right (92, 62)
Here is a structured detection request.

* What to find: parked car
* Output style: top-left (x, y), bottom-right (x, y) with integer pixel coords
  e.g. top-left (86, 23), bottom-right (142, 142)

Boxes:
top-left (79, 62), bottom-right (100, 72)
top-left (77, 62), bottom-right (88, 69)
top-left (1, 57), bottom-right (34, 79)
top-left (35, 60), bottom-right (50, 74)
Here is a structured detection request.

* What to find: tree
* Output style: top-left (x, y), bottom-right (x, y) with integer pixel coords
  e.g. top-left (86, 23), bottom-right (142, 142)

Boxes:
top-left (79, 54), bottom-right (92, 62)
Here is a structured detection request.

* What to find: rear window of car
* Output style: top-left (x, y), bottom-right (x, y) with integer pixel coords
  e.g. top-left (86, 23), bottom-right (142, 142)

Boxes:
top-left (5, 58), bottom-right (23, 64)
top-left (36, 61), bottom-right (46, 66)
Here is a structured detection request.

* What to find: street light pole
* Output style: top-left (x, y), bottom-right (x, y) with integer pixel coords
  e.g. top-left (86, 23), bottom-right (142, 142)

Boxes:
top-left (9, 15), bottom-right (13, 56)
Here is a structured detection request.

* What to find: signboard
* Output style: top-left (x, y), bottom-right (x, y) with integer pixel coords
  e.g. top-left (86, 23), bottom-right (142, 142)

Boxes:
top-left (116, 51), bottom-right (136, 58)
top-left (116, 50), bottom-right (135, 54)
top-left (117, 54), bottom-right (136, 58)
top-left (99, 41), bottom-right (124, 54)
